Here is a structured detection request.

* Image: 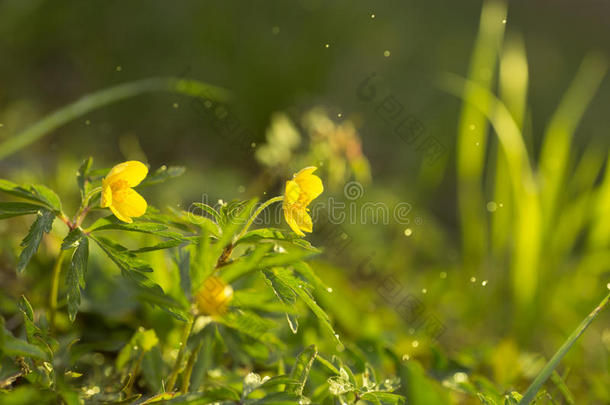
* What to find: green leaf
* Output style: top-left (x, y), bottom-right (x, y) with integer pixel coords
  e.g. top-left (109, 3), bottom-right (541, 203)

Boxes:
top-left (268, 267), bottom-right (341, 346)
top-left (17, 209), bottom-right (55, 273)
top-left (91, 235), bottom-right (153, 272)
top-left (263, 268), bottom-right (299, 333)
top-left (219, 309), bottom-right (277, 343)
top-left (190, 202), bottom-right (222, 224)
top-left (91, 235), bottom-right (187, 321)
top-left (77, 156), bottom-right (93, 199)
top-left (0, 202), bottom-right (46, 219)
top-left (88, 215), bottom-right (185, 240)
top-left (116, 328), bottom-right (159, 370)
top-left (220, 243), bottom-right (273, 283)
top-left (0, 180), bottom-right (62, 212)
top-left (138, 165), bottom-right (185, 187)
top-left (1, 317), bottom-right (49, 361)
top-left (63, 229), bottom-right (89, 321)
top-left (360, 392), bottom-right (406, 405)
top-left (288, 345), bottom-right (317, 396)
top-left (16, 296), bottom-right (56, 359)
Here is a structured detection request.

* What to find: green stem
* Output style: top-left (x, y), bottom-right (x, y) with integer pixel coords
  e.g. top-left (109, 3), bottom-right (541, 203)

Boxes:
top-left (49, 249), bottom-right (68, 332)
top-left (74, 186), bottom-right (102, 227)
top-left (0, 77), bottom-right (230, 161)
top-left (520, 291), bottom-right (610, 404)
top-left (181, 338), bottom-right (204, 394)
top-left (166, 315), bottom-right (194, 392)
top-left (236, 196), bottom-right (283, 241)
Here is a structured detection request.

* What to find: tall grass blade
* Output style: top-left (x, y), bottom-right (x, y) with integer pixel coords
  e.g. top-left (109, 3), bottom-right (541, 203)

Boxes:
top-left (0, 77), bottom-right (230, 161)
top-left (519, 291), bottom-right (610, 404)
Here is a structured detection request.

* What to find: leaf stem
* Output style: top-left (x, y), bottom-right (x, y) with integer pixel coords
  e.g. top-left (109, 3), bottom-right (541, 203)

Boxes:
top-left (215, 196), bottom-right (284, 269)
top-left (519, 291), bottom-right (610, 404)
top-left (166, 315), bottom-right (194, 392)
top-left (49, 248), bottom-right (68, 332)
top-left (236, 196), bottom-right (283, 241)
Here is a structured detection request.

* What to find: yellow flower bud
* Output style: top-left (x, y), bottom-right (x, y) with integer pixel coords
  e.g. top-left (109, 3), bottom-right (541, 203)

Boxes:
top-left (195, 277), bottom-right (233, 316)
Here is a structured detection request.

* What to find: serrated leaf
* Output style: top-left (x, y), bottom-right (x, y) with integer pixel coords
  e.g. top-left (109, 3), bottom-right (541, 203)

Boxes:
top-left (90, 235), bottom-right (152, 272)
top-left (1, 317), bottom-right (48, 361)
top-left (0, 180), bottom-right (62, 212)
top-left (90, 235), bottom-right (187, 321)
top-left (64, 230), bottom-right (89, 321)
top-left (263, 268), bottom-right (299, 333)
top-left (88, 215), bottom-right (185, 240)
top-left (268, 267), bottom-right (341, 346)
top-left (0, 202), bottom-right (46, 219)
top-left (138, 165), bottom-right (185, 187)
top-left (77, 156), bottom-right (93, 199)
top-left (16, 296), bottom-right (56, 359)
top-left (190, 202), bottom-right (222, 224)
top-left (288, 344), bottom-right (317, 396)
top-left (17, 209), bottom-right (55, 273)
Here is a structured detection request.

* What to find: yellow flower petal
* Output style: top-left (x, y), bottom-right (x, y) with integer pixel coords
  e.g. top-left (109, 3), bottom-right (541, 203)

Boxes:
top-left (283, 206), bottom-right (305, 237)
top-left (101, 183), bottom-right (113, 208)
top-left (284, 180), bottom-right (301, 205)
top-left (294, 167), bottom-right (323, 204)
top-left (108, 188), bottom-right (147, 223)
top-left (104, 161), bottom-right (149, 188)
top-left (293, 209), bottom-right (313, 233)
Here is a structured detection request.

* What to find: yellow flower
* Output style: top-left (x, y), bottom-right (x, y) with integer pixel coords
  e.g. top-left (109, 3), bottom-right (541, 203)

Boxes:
top-left (283, 166), bottom-right (324, 236)
top-left (195, 277), bottom-right (233, 316)
top-left (101, 161), bottom-right (148, 223)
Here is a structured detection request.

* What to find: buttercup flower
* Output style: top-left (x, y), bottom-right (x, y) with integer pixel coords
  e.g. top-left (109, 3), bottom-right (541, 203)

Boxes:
top-left (101, 161), bottom-right (148, 223)
top-left (195, 277), bottom-right (233, 316)
top-left (283, 166), bottom-right (324, 236)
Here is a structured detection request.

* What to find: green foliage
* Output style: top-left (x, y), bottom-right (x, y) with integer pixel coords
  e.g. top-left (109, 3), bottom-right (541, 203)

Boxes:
top-left (17, 209), bottom-right (55, 273)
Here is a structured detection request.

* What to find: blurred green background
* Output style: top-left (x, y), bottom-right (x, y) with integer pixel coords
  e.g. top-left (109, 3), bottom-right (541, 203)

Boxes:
top-left (1, 0), bottom-right (610, 402)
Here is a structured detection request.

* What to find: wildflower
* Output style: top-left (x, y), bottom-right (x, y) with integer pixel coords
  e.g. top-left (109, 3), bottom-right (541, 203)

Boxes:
top-left (283, 166), bottom-right (324, 236)
top-left (195, 277), bottom-right (233, 316)
top-left (101, 161), bottom-right (148, 223)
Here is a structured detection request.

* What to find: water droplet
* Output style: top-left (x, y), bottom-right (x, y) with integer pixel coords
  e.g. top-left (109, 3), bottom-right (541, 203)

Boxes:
top-left (454, 372), bottom-right (468, 383)
top-left (469, 124), bottom-right (476, 130)
top-left (440, 271), bottom-right (447, 279)
top-left (337, 113), bottom-right (342, 118)
top-left (476, 142), bottom-right (480, 147)
top-left (327, 287), bottom-right (333, 293)
top-left (85, 120), bottom-right (91, 125)
top-left (502, 19), bottom-right (507, 24)
top-left (470, 276), bottom-right (477, 283)
top-left (272, 26), bottom-right (280, 35)
top-left (421, 288), bottom-right (427, 294)
top-left (486, 201), bottom-right (497, 212)
top-left (251, 142), bottom-right (256, 148)
top-left (412, 340), bottom-right (419, 348)
top-left (173, 102), bottom-right (179, 108)
top-left (0, 123), bottom-right (4, 128)
top-left (499, 203), bottom-right (504, 208)
top-left (404, 228), bottom-right (413, 236)
top-left (607, 283), bottom-right (610, 290)
top-left (481, 280), bottom-right (488, 286)
top-left (325, 43), bottom-right (330, 48)
top-left (383, 50), bottom-right (391, 57)
top-left (115, 65), bottom-right (122, 72)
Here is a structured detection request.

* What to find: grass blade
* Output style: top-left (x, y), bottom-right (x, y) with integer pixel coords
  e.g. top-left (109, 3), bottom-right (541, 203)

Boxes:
top-left (519, 291), bottom-right (610, 404)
